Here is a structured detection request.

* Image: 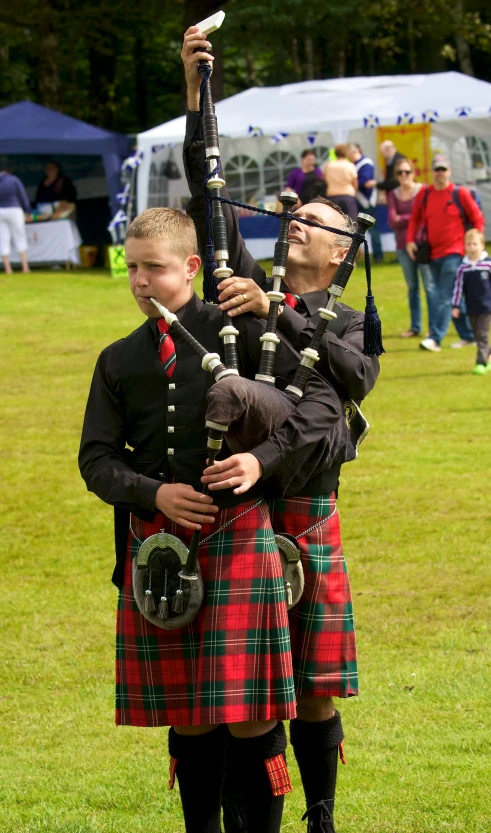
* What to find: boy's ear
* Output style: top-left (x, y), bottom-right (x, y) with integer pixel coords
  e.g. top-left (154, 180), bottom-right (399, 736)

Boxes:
top-left (187, 254), bottom-right (201, 279)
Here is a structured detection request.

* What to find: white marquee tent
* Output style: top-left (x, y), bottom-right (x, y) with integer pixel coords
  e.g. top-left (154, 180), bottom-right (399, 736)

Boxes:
top-left (137, 71), bottom-right (491, 244)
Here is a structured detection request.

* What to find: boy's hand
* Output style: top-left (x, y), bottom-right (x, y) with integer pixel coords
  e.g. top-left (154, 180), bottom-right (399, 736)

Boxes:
top-left (202, 453), bottom-right (263, 495)
top-left (181, 26), bottom-right (214, 111)
top-left (452, 307), bottom-right (460, 319)
top-left (155, 483), bottom-right (218, 530)
top-left (217, 277), bottom-right (270, 318)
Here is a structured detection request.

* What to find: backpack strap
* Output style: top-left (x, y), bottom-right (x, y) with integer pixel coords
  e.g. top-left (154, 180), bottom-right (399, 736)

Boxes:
top-left (451, 185), bottom-right (472, 232)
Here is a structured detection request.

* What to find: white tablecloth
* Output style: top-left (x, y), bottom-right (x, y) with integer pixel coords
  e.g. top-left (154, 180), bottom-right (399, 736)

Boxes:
top-left (11, 219), bottom-right (82, 265)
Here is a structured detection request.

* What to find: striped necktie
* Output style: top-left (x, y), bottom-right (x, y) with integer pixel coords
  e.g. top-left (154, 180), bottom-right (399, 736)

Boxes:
top-left (157, 318), bottom-right (176, 378)
top-left (283, 292), bottom-right (300, 309)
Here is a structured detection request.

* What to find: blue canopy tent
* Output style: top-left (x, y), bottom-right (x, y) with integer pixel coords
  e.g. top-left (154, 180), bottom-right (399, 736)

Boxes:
top-left (0, 101), bottom-right (132, 214)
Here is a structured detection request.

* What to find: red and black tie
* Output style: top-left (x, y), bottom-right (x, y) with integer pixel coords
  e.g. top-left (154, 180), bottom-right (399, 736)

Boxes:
top-left (157, 318), bottom-right (176, 378)
top-left (283, 292), bottom-right (300, 309)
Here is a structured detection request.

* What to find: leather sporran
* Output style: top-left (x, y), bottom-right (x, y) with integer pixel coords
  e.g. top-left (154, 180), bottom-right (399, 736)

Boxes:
top-left (132, 531), bottom-right (204, 630)
top-left (275, 534), bottom-right (304, 609)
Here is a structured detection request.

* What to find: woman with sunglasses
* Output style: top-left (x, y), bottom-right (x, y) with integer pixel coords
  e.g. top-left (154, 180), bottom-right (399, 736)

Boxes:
top-left (388, 159), bottom-right (437, 338)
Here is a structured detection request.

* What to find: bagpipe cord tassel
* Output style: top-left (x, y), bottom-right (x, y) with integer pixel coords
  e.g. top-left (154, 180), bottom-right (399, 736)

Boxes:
top-left (363, 241), bottom-right (385, 357)
top-left (199, 63), bottom-right (220, 304)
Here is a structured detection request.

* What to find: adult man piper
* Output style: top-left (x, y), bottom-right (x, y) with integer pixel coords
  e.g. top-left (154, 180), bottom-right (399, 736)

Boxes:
top-left (181, 26), bottom-right (381, 833)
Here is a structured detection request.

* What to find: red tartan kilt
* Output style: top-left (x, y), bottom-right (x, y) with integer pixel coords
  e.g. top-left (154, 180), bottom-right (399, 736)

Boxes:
top-left (269, 493), bottom-right (359, 699)
top-left (116, 500), bottom-right (296, 727)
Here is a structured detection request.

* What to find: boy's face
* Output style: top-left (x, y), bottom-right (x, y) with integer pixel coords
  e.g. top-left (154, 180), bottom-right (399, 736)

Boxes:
top-left (465, 237), bottom-right (484, 261)
top-left (126, 237), bottom-right (200, 316)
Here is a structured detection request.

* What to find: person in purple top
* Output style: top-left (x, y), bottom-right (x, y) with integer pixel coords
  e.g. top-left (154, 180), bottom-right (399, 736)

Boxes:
top-left (284, 150), bottom-right (325, 206)
top-left (387, 158), bottom-right (437, 338)
top-left (0, 162), bottom-right (31, 273)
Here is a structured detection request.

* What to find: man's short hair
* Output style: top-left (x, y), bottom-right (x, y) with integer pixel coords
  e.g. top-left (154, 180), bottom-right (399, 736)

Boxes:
top-left (465, 228), bottom-right (485, 246)
top-left (126, 207), bottom-right (198, 259)
top-left (308, 197), bottom-right (355, 248)
top-left (301, 149), bottom-right (316, 159)
top-left (380, 140), bottom-right (395, 152)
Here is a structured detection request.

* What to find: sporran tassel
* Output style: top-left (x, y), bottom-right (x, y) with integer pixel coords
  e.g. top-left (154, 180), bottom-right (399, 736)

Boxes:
top-left (144, 588), bottom-right (156, 614)
top-left (172, 588), bottom-right (185, 613)
top-left (157, 596), bottom-right (169, 620)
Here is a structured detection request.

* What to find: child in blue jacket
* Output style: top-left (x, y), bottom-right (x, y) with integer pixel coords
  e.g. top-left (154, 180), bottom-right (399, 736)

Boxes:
top-left (452, 229), bottom-right (491, 375)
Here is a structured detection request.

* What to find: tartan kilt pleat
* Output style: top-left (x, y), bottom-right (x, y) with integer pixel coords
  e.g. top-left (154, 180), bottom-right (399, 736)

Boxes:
top-left (269, 493), bottom-right (358, 699)
top-left (116, 500), bottom-right (296, 727)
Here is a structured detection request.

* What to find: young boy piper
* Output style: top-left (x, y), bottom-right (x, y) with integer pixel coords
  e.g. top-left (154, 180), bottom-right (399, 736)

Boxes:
top-left (79, 207), bottom-right (353, 833)
top-left (452, 229), bottom-right (491, 375)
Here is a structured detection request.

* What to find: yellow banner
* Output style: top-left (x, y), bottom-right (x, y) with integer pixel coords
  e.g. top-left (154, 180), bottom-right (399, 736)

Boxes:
top-left (377, 123), bottom-right (432, 184)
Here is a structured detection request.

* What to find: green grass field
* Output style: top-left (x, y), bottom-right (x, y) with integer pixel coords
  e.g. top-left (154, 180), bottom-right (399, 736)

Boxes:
top-left (1, 262), bottom-right (490, 833)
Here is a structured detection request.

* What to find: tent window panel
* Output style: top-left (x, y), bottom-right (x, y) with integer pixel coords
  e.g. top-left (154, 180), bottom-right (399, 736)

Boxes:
top-left (224, 155), bottom-right (260, 202)
top-left (313, 146), bottom-right (330, 167)
top-left (465, 137), bottom-right (490, 180)
top-left (147, 160), bottom-right (170, 208)
top-left (263, 151), bottom-right (297, 194)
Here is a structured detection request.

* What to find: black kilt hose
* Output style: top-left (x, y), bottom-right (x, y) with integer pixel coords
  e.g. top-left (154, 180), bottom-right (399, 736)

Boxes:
top-left (270, 493), bottom-right (358, 699)
top-left (116, 501), bottom-right (296, 727)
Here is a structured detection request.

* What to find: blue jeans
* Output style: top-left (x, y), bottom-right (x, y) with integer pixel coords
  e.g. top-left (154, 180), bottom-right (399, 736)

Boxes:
top-left (396, 249), bottom-right (438, 334)
top-left (362, 206), bottom-right (384, 260)
top-left (429, 255), bottom-right (475, 345)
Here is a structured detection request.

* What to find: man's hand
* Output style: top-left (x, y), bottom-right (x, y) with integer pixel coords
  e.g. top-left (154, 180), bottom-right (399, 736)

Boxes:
top-left (181, 26), bottom-right (214, 111)
top-left (218, 277), bottom-right (270, 319)
top-left (406, 241), bottom-right (418, 261)
top-left (201, 453), bottom-right (263, 495)
top-left (155, 482), bottom-right (218, 530)
top-left (365, 178), bottom-right (377, 189)
top-left (452, 307), bottom-right (460, 319)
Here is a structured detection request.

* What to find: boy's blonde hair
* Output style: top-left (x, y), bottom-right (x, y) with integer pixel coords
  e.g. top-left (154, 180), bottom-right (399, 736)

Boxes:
top-left (126, 208), bottom-right (198, 260)
top-left (465, 228), bottom-right (485, 247)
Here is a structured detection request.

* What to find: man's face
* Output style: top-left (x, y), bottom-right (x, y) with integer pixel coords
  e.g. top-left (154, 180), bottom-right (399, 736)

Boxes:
top-left (286, 202), bottom-right (349, 283)
top-left (126, 236), bottom-right (199, 317)
top-left (347, 147), bottom-right (360, 163)
top-left (432, 166), bottom-right (451, 189)
top-left (380, 143), bottom-right (394, 161)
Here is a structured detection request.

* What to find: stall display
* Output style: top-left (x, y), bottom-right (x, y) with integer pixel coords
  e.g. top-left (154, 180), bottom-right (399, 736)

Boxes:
top-left (10, 218), bottom-right (82, 267)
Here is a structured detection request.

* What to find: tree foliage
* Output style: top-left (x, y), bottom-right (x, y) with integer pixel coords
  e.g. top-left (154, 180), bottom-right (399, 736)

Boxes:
top-left (0, 0), bottom-right (490, 133)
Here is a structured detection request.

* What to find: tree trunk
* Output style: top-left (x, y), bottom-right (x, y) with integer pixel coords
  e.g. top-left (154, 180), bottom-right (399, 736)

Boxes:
top-left (453, 0), bottom-right (474, 76)
top-left (408, 18), bottom-right (417, 73)
top-left (336, 47), bottom-right (346, 78)
top-left (38, 5), bottom-right (61, 110)
top-left (305, 36), bottom-right (314, 80)
top-left (134, 35), bottom-right (148, 129)
top-left (89, 43), bottom-right (117, 128)
top-left (246, 51), bottom-right (257, 86)
top-left (292, 37), bottom-right (302, 80)
top-left (455, 33), bottom-right (474, 76)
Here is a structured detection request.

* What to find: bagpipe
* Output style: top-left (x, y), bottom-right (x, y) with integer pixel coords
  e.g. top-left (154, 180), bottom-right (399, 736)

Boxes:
top-left (132, 10), bottom-right (383, 630)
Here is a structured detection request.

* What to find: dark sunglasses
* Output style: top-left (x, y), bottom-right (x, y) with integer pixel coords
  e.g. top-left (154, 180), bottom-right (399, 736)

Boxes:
top-left (396, 169), bottom-right (412, 175)
top-left (434, 167), bottom-right (448, 172)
